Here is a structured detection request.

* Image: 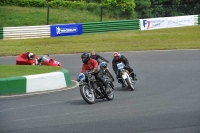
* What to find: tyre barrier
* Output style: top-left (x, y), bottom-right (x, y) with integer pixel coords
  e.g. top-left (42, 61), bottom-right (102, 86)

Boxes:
top-left (0, 69), bottom-right (71, 95)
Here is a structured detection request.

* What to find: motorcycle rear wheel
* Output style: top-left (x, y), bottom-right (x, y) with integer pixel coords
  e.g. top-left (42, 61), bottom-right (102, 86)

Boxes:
top-left (80, 86), bottom-right (95, 104)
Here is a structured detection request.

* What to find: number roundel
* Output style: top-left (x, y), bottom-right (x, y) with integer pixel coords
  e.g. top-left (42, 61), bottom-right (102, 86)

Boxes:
top-left (78, 73), bottom-right (85, 80)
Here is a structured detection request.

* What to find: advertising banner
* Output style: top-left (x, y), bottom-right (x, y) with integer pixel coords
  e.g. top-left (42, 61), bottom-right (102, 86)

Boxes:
top-left (140, 15), bottom-right (194, 30)
top-left (50, 24), bottom-right (82, 37)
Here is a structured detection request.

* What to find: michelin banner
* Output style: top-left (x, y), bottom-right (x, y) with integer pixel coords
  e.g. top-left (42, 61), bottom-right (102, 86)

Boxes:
top-left (140, 15), bottom-right (195, 30)
top-left (50, 24), bottom-right (82, 37)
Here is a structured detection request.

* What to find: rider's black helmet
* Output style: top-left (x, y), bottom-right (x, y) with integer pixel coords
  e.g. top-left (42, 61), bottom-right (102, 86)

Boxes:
top-left (81, 52), bottom-right (90, 63)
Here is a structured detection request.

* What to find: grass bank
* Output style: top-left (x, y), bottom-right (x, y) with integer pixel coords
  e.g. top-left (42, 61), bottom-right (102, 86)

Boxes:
top-left (0, 6), bottom-right (113, 27)
top-left (0, 65), bottom-right (62, 78)
top-left (0, 25), bottom-right (200, 56)
top-left (0, 26), bottom-right (200, 78)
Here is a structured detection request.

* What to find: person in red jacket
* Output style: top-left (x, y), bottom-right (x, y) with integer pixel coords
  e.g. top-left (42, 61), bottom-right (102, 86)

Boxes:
top-left (81, 52), bottom-right (110, 94)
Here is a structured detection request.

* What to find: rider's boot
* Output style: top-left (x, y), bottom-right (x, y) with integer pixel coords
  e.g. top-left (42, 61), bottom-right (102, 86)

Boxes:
top-left (95, 89), bottom-right (102, 99)
top-left (102, 80), bottom-right (111, 94)
top-left (104, 85), bottom-right (111, 94)
top-left (131, 73), bottom-right (137, 81)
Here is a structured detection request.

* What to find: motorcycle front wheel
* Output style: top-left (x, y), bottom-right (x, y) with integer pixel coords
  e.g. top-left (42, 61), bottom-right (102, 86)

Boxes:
top-left (80, 86), bottom-right (95, 104)
top-left (125, 78), bottom-right (134, 91)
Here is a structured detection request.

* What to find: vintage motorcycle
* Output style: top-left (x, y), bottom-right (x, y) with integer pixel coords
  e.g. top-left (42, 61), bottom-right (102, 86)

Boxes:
top-left (99, 61), bottom-right (115, 82)
top-left (78, 71), bottom-right (114, 104)
top-left (16, 52), bottom-right (62, 67)
top-left (117, 62), bottom-right (135, 91)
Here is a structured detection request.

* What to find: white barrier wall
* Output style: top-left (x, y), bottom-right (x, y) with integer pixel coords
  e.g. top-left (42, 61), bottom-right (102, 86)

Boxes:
top-left (4, 25), bottom-right (50, 40)
top-left (25, 72), bottom-right (67, 93)
top-left (140, 15), bottom-right (196, 30)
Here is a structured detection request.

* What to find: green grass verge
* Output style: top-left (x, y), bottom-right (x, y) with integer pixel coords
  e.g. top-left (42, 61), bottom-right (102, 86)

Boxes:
top-left (0, 26), bottom-right (200, 78)
top-left (0, 6), bottom-right (113, 27)
top-left (0, 25), bottom-right (200, 56)
top-left (0, 65), bottom-right (62, 78)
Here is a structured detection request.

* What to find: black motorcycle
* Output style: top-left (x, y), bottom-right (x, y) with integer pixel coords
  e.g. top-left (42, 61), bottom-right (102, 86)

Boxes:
top-left (99, 61), bottom-right (115, 82)
top-left (78, 71), bottom-right (114, 104)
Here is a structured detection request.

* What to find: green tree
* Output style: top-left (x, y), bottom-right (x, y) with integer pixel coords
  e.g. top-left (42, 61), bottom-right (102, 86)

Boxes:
top-left (150, 0), bottom-right (200, 17)
top-left (101, 0), bottom-right (136, 19)
top-left (134, 0), bottom-right (153, 18)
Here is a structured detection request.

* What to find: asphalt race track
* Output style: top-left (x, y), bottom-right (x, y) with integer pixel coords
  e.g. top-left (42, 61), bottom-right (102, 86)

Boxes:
top-left (0, 50), bottom-right (200, 133)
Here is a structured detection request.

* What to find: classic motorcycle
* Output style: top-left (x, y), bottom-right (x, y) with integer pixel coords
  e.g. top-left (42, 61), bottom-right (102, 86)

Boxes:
top-left (16, 52), bottom-right (62, 67)
top-left (117, 62), bottom-right (135, 91)
top-left (78, 71), bottom-right (114, 104)
top-left (99, 61), bottom-right (115, 82)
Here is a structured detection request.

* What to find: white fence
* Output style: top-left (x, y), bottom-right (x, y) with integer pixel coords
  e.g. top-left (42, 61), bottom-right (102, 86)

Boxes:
top-left (4, 25), bottom-right (50, 40)
top-left (194, 15), bottom-right (198, 25)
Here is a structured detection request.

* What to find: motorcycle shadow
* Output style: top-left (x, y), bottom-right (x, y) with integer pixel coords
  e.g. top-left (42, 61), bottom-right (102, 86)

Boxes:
top-left (114, 86), bottom-right (135, 92)
top-left (67, 98), bottom-right (110, 105)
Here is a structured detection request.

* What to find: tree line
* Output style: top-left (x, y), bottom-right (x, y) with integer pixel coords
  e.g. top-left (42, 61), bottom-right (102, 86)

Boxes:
top-left (1, 0), bottom-right (200, 19)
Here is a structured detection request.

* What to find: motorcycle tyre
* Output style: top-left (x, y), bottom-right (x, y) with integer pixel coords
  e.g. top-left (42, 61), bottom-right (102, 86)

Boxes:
top-left (125, 78), bottom-right (134, 91)
top-left (80, 86), bottom-right (95, 104)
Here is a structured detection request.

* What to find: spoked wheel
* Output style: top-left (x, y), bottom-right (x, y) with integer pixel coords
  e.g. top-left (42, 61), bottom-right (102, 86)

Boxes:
top-left (80, 86), bottom-right (95, 104)
top-left (125, 78), bottom-right (134, 91)
top-left (105, 69), bottom-right (115, 82)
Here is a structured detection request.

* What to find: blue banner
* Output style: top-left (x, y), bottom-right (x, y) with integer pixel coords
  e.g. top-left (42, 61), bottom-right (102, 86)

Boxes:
top-left (50, 24), bottom-right (82, 37)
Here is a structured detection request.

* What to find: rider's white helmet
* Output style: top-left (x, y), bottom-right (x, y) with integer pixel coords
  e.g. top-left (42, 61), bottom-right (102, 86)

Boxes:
top-left (28, 53), bottom-right (34, 60)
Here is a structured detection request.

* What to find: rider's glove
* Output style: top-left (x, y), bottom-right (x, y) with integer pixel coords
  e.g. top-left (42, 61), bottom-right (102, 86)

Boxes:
top-left (91, 68), bottom-right (97, 74)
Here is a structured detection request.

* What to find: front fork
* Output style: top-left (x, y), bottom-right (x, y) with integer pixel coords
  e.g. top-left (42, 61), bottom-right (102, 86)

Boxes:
top-left (118, 71), bottom-right (128, 85)
top-left (88, 81), bottom-right (94, 94)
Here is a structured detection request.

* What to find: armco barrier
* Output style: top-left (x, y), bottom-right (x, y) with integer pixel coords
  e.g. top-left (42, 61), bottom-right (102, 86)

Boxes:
top-left (82, 20), bottom-right (139, 34)
top-left (0, 27), bottom-right (3, 39)
top-left (0, 69), bottom-right (71, 95)
top-left (194, 15), bottom-right (198, 25)
top-left (3, 25), bottom-right (50, 40)
top-left (198, 14), bottom-right (200, 24)
top-left (1, 15), bottom-right (198, 40)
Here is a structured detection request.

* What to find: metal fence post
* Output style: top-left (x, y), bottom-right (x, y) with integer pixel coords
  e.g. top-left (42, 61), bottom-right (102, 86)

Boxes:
top-left (46, 2), bottom-right (50, 25)
top-left (100, 6), bottom-right (103, 22)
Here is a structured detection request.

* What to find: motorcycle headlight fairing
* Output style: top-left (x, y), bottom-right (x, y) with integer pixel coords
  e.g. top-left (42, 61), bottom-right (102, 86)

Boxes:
top-left (120, 69), bottom-right (125, 74)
